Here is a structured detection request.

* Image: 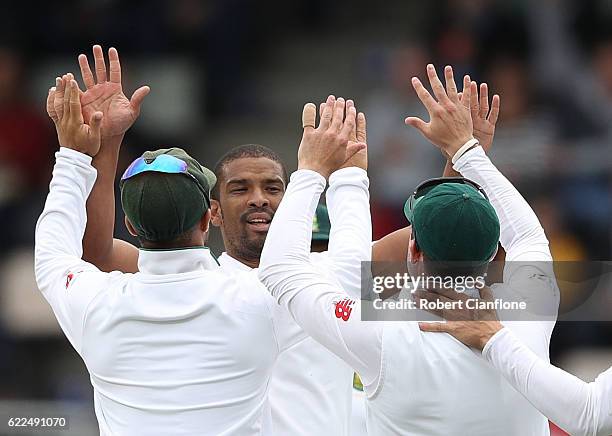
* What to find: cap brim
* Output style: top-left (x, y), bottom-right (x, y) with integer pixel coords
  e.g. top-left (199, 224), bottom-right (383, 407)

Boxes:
top-left (404, 195), bottom-right (424, 224)
top-left (403, 198), bottom-right (412, 223)
top-left (201, 166), bottom-right (217, 189)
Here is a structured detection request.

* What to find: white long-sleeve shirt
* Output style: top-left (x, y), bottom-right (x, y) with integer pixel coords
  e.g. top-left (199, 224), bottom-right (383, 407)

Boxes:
top-left (483, 327), bottom-right (612, 436)
top-left (219, 166), bottom-right (371, 436)
top-left (259, 147), bottom-right (559, 435)
top-left (35, 148), bottom-right (298, 436)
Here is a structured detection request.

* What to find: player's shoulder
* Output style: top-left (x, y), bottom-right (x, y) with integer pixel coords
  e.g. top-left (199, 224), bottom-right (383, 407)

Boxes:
top-left (66, 267), bottom-right (130, 292)
top-left (228, 269), bottom-right (277, 316)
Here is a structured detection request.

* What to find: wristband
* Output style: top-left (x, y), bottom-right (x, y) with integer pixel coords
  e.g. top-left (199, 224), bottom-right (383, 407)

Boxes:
top-left (451, 138), bottom-right (480, 164)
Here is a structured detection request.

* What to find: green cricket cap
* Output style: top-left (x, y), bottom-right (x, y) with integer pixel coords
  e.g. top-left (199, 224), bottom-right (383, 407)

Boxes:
top-left (120, 147), bottom-right (217, 242)
top-left (403, 183), bottom-right (500, 263)
top-left (312, 204), bottom-right (331, 241)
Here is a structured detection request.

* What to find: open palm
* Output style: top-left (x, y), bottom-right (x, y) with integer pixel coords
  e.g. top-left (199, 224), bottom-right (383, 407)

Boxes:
top-left (78, 45), bottom-right (149, 138)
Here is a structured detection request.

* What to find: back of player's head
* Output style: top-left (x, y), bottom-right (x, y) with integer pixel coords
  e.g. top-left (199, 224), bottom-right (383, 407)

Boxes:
top-left (120, 148), bottom-right (216, 247)
top-left (212, 144), bottom-right (288, 199)
top-left (404, 178), bottom-right (500, 272)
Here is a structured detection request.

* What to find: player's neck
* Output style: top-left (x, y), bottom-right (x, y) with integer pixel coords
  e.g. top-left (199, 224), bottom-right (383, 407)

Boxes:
top-left (227, 250), bottom-right (260, 269)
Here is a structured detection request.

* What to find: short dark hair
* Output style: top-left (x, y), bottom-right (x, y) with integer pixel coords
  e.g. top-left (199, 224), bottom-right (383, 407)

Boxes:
top-left (137, 224), bottom-right (200, 249)
top-left (212, 144), bottom-right (288, 199)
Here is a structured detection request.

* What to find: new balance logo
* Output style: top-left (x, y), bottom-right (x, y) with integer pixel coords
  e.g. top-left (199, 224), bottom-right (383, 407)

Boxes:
top-left (65, 273), bottom-right (74, 289)
top-left (335, 298), bottom-right (355, 321)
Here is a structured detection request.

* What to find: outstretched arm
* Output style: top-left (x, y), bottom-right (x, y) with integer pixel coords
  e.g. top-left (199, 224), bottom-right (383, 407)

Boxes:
top-left (418, 289), bottom-right (612, 436)
top-left (38, 76), bottom-right (114, 351)
top-left (47, 45), bottom-right (149, 273)
top-left (259, 100), bottom-right (383, 390)
top-left (325, 99), bottom-right (372, 298)
top-left (405, 64), bottom-right (552, 262)
top-left (484, 328), bottom-right (612, 436)
top-left (372, 84), bottom-right (501, 263)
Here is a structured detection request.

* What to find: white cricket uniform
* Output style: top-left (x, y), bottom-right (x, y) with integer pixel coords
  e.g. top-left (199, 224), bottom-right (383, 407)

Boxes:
top-left (35, 148), bottom-right (300, 436)
top-left (350, 385), bottom-right (368, 436)
top-left (259, 147), bottom-right (560, 435)
top-left (219, 167), bottom-right (371, 436)
top-left (483, 327), bottom-right (612, 436)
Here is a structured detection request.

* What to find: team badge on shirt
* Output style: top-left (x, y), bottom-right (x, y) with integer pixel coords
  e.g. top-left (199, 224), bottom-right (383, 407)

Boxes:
top-left (334, 298), bottom-right (355, 321)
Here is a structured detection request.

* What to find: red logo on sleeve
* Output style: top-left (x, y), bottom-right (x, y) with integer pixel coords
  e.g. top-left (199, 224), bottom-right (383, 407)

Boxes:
top-left (65, 273), bottom-right (74, 289)
top-left (334, 298), bottom-right (355, 321)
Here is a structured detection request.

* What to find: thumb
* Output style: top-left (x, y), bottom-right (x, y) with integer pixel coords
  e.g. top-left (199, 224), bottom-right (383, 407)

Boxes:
top-left (90, 111), bottom-right (104, 142)
top-left (404, 117), bottom-right (428, 135)
top-left (130, 85), bottom-right (150, 113)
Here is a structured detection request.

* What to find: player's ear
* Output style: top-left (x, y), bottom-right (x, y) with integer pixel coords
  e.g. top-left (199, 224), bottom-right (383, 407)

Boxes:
top-left (210, 200), bottom-right (223, 227)
top-left (125, 217), bottom-right (138, 237)
top-left (200, 209), bottom-right (212, 233)
top-left (408, 237), bottom-right (423, 263)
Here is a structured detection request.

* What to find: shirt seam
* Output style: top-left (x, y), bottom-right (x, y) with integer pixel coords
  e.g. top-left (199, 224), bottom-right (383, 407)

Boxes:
top-left (79, 283), bottom-right (112, 354)
top-left (366, 325), bottom-right (386, 400)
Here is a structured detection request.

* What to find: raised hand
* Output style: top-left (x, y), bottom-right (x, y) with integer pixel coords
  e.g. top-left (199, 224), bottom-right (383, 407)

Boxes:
top-left (47, 75), bottom-right (104, 157)
top-left (405, 64), bottom-right (474, 157)
top-left (463, 82), bottom-right (500, 152)
top-left (318, 100), bottom-right (367, 170)
top-left (298, 95), bottom-right (367, 178)
top-left (77, 45), bottom-right (149, 138)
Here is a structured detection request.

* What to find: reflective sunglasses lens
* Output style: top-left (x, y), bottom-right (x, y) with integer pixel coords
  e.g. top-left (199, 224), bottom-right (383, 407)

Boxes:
top-left (121, 155), bottom-right (188, 181)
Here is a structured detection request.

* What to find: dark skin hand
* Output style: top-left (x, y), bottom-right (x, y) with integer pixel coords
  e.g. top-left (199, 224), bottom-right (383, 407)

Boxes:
top-left (46, 45), bottom-right (149, 273)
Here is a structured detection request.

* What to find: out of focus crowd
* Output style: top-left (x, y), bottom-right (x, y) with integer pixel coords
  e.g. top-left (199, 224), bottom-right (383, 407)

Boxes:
top-left (0, 0), bottom-right (610, 424)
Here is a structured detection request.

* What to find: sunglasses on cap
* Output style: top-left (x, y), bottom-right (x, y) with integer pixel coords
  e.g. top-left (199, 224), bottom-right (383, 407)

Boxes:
top-left (121, 154), bottom-right (208, 196)
top-left (404, 176), bottom-right (489, 224)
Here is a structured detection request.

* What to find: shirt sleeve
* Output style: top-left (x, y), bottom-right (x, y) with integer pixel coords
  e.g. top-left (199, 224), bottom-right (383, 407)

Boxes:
top-left (34, 147), bottom-right (116, 352)
top-left (453, 146), bottom-right (552, 262)
top-left (325, 167), bottom-right (372, 298)
top-left (258, 169), bottom-right (383, 389)
top-left (484, 328), bottom-right (612, 436)
top-left (453, 147), bottom-right (558, 337)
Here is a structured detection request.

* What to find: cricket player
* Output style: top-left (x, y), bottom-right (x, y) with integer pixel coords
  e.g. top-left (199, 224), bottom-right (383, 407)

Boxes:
top-left (417, 286), bottom-right (612, 436)
top-left (38, 75), bottom-right (320, 435)
top-left (63, 45), bottom-right (376, 435)
top-left (258, 65), bottom-right (559, 435)
top-left (210, 135), bottom-right (370, 435)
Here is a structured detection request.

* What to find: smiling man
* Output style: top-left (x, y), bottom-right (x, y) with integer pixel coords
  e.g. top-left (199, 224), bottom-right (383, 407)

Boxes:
top-left (208, 132), bottom-right (371, 435)
top-left (210, 145), bottom-right (286, 269)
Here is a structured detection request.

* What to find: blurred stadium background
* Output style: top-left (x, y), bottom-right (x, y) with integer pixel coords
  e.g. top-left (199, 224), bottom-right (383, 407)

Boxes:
top-left (0, 0), bottom-right (610, 434)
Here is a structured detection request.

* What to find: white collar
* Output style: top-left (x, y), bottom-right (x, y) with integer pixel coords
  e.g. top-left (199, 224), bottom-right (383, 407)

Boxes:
top-left (138, 247), bottom-right (219, 275)
top-left (218, 252), bottom-right (254, 272)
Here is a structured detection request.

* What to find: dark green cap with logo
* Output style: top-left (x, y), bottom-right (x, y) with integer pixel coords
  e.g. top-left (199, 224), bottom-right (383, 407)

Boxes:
top-left (120, 148), bottom-right (217, 242)
top-left (312, 203), bottom-right (331, 241)
top-left (403, 183), bottom-right (500, 263)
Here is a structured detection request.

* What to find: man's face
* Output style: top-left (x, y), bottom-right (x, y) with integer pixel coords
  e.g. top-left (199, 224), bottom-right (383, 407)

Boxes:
top-left (211, 157), bottom-right (285, 263)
